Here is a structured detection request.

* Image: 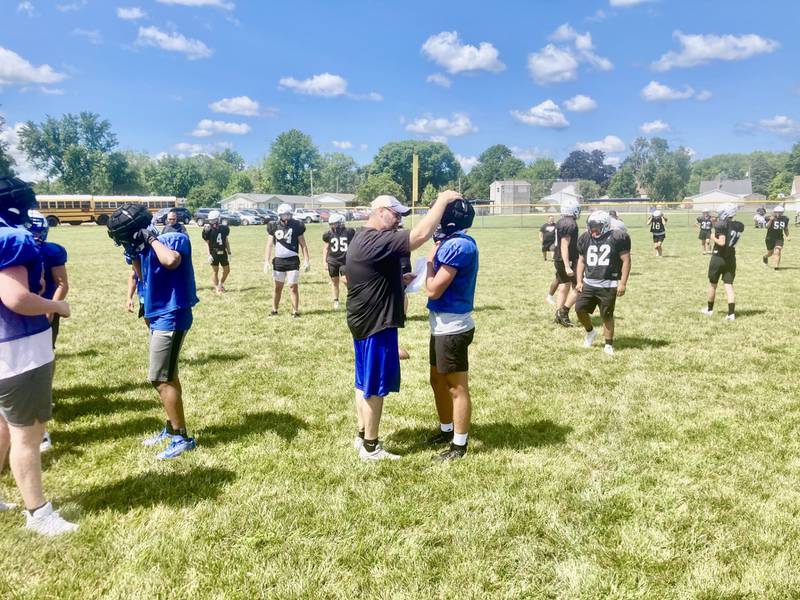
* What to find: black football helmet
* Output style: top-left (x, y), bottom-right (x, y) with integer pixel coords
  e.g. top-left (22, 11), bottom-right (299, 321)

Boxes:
top-left (440, 199), bottom-right (475, 236)
top-left (107, 203), bottom-right (154, 254)
top-left (0, 177), bottom-right (37, 227)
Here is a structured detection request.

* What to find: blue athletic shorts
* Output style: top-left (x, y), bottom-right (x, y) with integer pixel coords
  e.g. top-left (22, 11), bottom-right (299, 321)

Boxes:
top-left (353, 327), bottom-right (400, 398)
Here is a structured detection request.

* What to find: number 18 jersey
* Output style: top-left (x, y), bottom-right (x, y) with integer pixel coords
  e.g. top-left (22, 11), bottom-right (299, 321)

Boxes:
top-left (577, 229), bottom-right (631, 288)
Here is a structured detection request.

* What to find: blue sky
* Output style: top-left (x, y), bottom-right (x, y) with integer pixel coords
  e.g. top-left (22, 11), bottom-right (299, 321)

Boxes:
top-left (2, 0), bottom-right (799, 179)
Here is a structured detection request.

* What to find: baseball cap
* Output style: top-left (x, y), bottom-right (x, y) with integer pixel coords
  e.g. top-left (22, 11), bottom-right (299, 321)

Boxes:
top-left (371, 195), bottom-right (410, 215)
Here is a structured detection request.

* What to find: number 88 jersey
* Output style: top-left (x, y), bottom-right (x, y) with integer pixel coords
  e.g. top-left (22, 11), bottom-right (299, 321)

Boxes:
top-left (577, 229), bottom-right (631, 284)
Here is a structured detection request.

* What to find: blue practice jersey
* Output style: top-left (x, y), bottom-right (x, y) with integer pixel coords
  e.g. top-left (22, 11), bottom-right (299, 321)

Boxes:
top-left (427, 232), bottom-right (479, 315)
top-left (40, 241), bottom-right (67, 300)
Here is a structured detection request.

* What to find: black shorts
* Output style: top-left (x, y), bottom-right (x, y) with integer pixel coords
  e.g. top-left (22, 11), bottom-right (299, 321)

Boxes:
top-left (708, 254), bottom-right (736, 284)
top-left (274, 256), bottom-right (301, 272)
top-left (429, 328), bottom-right (474, 373)
top-left (554, 259), bottom-right (577, 285)
top-left (327, 262), bottom-right (345, 278)
top-left (698, 231), bottom-right (710, 240)
top-left (400, 255), bottom-right (412, 276)
top-left (653, 234), bottom-right (666, 243)
top-left (541, 242), bottom-right (556, 253)
top-left (211, 252), bottom-right (229, 267)
top-left (138, 302), bottom-right (145, 319)
top-left (575, 285), bottom-right (617, 321)
top-left (51, 313), bottom-right (60, 349)
top-left (765, 237), bottom-right (784, 251)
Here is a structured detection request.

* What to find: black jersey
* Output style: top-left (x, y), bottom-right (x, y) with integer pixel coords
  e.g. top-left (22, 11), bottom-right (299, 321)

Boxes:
top-left (766, 215), bottom-right (789, 240)
top-left (267, 218), bottom-right (306, 257)
top-left (712, 219), bottom-right (744, 258)
top-left (553, 216), bottom-right (579, 264)
top-left (322, 227), bottom-right (355, 264)
top-left (202, 224), bottom-right (230, 255)
top-left (697, 216), bottom-right (712, 231)
top-left (540, 223), bottom-right (556, 245)
top-left (577, 229), bottom-right (631, 284)
top-left (650, 216), bottom-right (666, 235)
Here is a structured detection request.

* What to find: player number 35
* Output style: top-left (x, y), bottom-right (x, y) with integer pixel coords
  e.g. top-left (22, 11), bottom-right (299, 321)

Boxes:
top-left (586, 244), bottom-right (611, 266)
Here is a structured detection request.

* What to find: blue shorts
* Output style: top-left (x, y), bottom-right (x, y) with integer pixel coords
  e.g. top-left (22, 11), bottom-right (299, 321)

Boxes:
top-left (353, 328), bottom-right (400, 398)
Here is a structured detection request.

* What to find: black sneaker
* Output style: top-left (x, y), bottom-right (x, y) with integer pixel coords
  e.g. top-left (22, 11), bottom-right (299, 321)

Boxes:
top-left (554, 310), bottom-right (574, 327)
top-left (292, 312), bottom-right (300, 319)
top-left (269, 310), bottom-right (278, 317)
top-left (426, 429), bottom-right (454, 445)
top-left (762, 256), bottom-right (769, 266)
top-left (433, 443), bottom-right (467, 461)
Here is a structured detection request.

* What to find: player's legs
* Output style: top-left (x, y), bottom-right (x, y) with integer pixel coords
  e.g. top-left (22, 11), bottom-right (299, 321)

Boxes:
top-left (353, 389), bottom-right (365, 437)
top-left (763, 239), bottom-right (774, 265)
top-left (576, 309), bottom-right (592, 331)
top-left (7, 419), bottom-right (46, 510)
top-left (705, 282), bottom-right (717, 314)
top-left (542, 249), bottom-right (548, 261)
top-left (220, 265), bottom-right (230, 286)
top-left (272, 280), bottom-right (284, 312)
top-left (330, 275), bottom-right (340, 302)
top-left (359, 394), bottom-right (384, 440)
top-left (603, 317), bottom-right (614, 343)
top-left (546, 277), bottom-right (559, 305)
top-left (152, 380), bottom-right (185, 430)
top-left (430, 366), bottom-right (453, 425)
top-left (289, 283), bottom-right (299, 314)
top-left (555, 282), bottom-right (570, 310)
top-left (0, 417), bottom-right (8, 473)
top-left (774, 245), bottom-right (783, 269)
top-left (444, 371), bottom-right (470, 438)
top-left (211, 264), bottom-right (219, 289)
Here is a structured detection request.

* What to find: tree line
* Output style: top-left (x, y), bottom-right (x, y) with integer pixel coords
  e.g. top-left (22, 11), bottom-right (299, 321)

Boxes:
top-left (0, 111), bottom-right (798, 209)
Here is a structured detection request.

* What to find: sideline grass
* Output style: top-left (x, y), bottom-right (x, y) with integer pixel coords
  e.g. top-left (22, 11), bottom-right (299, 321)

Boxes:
top-left (2, 216), bottom-right (800, 598)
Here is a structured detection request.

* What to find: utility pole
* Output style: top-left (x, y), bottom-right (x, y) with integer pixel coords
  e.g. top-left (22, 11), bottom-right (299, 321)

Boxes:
top-left (310, 167), bottom-right (314, 196)
top-left (412, 152), bottom-right (419, 226)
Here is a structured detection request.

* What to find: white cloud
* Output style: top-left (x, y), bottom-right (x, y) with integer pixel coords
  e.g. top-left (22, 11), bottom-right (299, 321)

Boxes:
top-left (117, 6), bottom-right (146, 20)
top-left (510, 146), bottom-right (548, 162)
top-left (405, 113), bottom-right (478, 139)
top-left (429, 136), bottom-right (448, 144)
top-left (0, 119), bottom-right (44, 181)
top-left (278, 72), bottom-right (347, 97)
top-left (604, 156), bottom-right (621, 167)
top-left (696, 90), bottom-right (713, 101)
top-left (136, 26), bottom-right (212, 60)
top-left (640, 120), bottom-right (670, 134)
top-left (528, 24), bottom-right (611, 85)
top-left (172, 141), bottom-right (233, 157)
top-left (209, 95), bottom-right (268, 117)
top-left (563, 94), bottom-right (597, 112)
top-left (575, 135), bottom-right (626, 153)
top-left (511, 100), bottom-right (569, 129)
top-left (421, 31), bottom-right (505, 74)
top-left (72, 28), bottom-right (103, 45)
top-left (653, 31), bottom-right (779, 71)
top-left (586, 9), bottom-right (606, 22)
top-left (191, 119), bottom-right (251, 137)
top-left (332, 140), bottom-right (353, 150)
top-left (610, 0), bottom-right (653, 6)
top-left (17, 2), bottom-right (35, 16)
top-left (426, 73), bottom-right (452, 88)
top-left (640, 80), bottom-right (695, 101)
top-left (0, 47), bottom-right (67, 86)
top-left (20, 86), bottom-right (65, 95)
top-left (740, 115), bottom-right (800, 138)
top-left (56, 0), bottom-right (87, 11)
top-left (156, 0), bottom-right (234, 9)
top-left (456, 154), bottom-right (479, 172)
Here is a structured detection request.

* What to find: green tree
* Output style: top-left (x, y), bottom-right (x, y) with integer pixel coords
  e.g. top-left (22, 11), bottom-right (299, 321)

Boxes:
top-left (577, 179), bottom-right (601, 199)
top-left (768, 171), bottom-right (794, 200)
top-left (749, 153), bottom-right (776, 196)
top-left (264, 129), bottom-right (321, 195)
top-left (369, 140), bottom-right (460, 202)
top-left (421, 182), bottom-right (438, 206)
top-left (463, 144), bottom-right (524, 198)
top-left (143, 156), bottom-right (203, 198)
top-left (520, 158), bottom-right (559, 201)
top-left (0, 114), bottom-right (15, 177)
top-left (356, 172), bottom-right (407, 205)
top-left (223, 170), bottom-right (254, 197)
top-left (559, 150), bottom-right (615, 186)
top-left (317, 152), bottom-right (358, 193)
top-left (606, 165), bottom-right (639, 198)
top-left (637, 139), bottom-right (691, 201)
top-left (186, 181), bottom-right (222, 211)
top-left (786, 142), bottom-right (800, 175)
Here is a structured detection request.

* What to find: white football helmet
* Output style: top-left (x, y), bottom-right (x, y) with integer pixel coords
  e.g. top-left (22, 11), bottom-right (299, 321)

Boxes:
top-left (208, 210), bottom-right (220, 222)
top-left (652, 209), bottom-right (662, 218)
top-left (717, 203), bottom-right (737, 220)
top-left (328, 213), bottom-right (345, 225)
top-left (277, 203), bottom-right (293, 217)
top-left (560, 197), bottom-right (581, 218)
top-left (587, 210), bottom-right (610, 235)
top-left (773, 205), bottom-right (785, 213)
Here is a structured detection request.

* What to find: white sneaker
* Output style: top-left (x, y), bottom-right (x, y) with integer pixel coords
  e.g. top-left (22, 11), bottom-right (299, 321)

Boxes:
top-left (0, 498), bottom-right (18, 511)
top-left (333, 300), bottom-right (340, 310)
top-left (40, 432), bottom-right (52, 453)
top-left (24, 502), bottom-right (78, 537)
top-left (603, 344), bottom-right (614, 356)
top-left (699, 308), bottom-right (713, 316)
top-left (353, 436), bottom-right (363, 450)
top-left (583, 329), bottom-right (598, 348)
top-left (725, 314), bottom-right (736, 321)
top-left (545, 294), bottom-right (556, 306)
top-left (359, 443), bottom-right (401, 461)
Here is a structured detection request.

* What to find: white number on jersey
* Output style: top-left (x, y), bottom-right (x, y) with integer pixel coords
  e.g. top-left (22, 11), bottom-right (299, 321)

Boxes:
top-left (728, 230), bottom-right (742, 247)
top-left (774, 221), bottom-right (786, 230)
top-left (586, 244), bottom-right (611, 267)
top-left (216, 233), bottom-right (223, 246)
top-left (275, 228), bottom-right (293, 244)
top-left (330, 236), bottom-right (348, 253)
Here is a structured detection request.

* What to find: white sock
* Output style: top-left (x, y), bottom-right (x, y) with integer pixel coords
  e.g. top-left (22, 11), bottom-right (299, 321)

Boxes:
top-left (453, 432), bottom-right (468, 446)
top-left (440, 422), bottom-right (454, 433)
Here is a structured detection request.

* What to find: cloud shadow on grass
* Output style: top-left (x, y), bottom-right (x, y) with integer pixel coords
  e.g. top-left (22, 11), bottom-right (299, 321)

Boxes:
top-left (67, 466), bottom-right (236, 513)
top-left (182, 352), bottom-right (247, 366)
top-left (198, 411), bottom-right (307, 447)
top-left (614, 336), bottom-right (670, 350)
top-left (389, 419), bottom-right (571, 454)
top-left (734, 309), bottom-right (767, 318)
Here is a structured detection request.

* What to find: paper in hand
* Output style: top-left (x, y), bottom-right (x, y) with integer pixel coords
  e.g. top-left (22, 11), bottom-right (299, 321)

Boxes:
top-left (405, 257), bottom-right (429, 294)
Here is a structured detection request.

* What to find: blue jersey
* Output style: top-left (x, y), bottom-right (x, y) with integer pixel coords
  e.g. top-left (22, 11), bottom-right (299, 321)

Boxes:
top-left (0, 218), bottom-right (50, 343)
top-left (40, 241), bottom-right (67, 300)
top-left (427, 233), bottom-right (479, 315)
top-left (139, 231), bottom-right (199, 331)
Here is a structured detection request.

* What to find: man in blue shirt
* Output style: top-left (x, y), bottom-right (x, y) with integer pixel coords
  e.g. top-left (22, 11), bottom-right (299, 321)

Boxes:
top-left (425, 199), bottom-right (479, 461)
top-left (107, 203), bottom-right (199, 460)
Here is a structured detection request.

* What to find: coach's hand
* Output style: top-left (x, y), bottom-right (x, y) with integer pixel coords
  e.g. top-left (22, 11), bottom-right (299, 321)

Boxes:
top-left (436, 189), bottom-right (463, 205)
top-left (53, 300), bottom-right (70, 318)
top-left (617, 283), bottom-right (626, 297)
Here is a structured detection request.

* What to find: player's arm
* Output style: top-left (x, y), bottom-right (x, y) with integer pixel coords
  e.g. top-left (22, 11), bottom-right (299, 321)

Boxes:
top-left (538, 230), bottom-right (543, 242)
top-left (425, 249), bottom-right (457, 299)
top-left (785, 222), bottom-right (791, 241)
top-left (150, 238), bottom-right (181, 270)
top-left (663, 215), bottom-right (668, 223)
top-left (575, 255), bottom-right (585, 292)
top-left (710, 228), bottom-right (726, 247)
top-left (409, 190), bottom-right (461, 251)
top-left (560, 236), bottom-right (573, 274)
top-left (50, 265), bottom-right (69, 301)
top-left (264, 235), bottom-right (274, 265)
top-left (299, 234), bottom-right (310, 269)
top-left (225, 233), bottom-right (231, 255)
top-left (618, 251), bottom-right (631, 297)
top-left (646, 216), bottom-right (652, 226)
top-left (322, 241), bottom-right (329, 265)
top-left (0, 265), bottom-right (70, 317)
top-left (126, 269), bottom-right (137, 312)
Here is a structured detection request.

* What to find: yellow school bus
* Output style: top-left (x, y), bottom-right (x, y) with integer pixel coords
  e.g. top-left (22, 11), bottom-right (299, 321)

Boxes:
top-left (35, 195), bottom-right (181, 226)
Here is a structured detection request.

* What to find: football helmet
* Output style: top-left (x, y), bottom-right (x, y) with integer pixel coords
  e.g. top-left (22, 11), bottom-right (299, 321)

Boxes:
top-left (652, 209), bottom-right (662, 218)
top-left (26, 210), bottom-right (49, 242)
top-left (0, 177), bottom-right (37, 227)
top-left (329, 213), bottom-right (346, 227)
top-left (208, 210), bottom-right (220, 222)
top-left (717, 203), bottom-right (737, 220)
top-left (587, 210), bottom-right (610, 236)
top-left (107, 203), bottom-right (155, 254)
top-left (560, 197), bottom-right (581, 218)
top-left (277, 204), bottom-right (293, 219)
top-left (773, 205), bottom-right (785, 213)
top-left (440, 199), bottom-right (475, 236)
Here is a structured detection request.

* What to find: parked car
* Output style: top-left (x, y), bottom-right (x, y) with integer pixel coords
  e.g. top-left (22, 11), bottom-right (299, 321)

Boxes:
top-left (255, 208), bottom-right (278, 223)
top-left (193, 208), bottom-right (214, 226)
top-left (153, 206), bottom-right (193, 225)
top-left (293, 208), bottom-right (320, 223)
top-left (235, 209), bottom-right (264, 225)
top-left (219, 211), bottom-right (242, 226)
top-left (317, 209), bottom-right (330, 222)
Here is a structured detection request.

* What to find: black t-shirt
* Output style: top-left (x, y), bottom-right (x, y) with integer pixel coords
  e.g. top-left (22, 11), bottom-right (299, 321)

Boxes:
top-left (712, 219), bottom-right (744, 258)
top-left (322, 227), bottom-right (356, 264)
top-left (553, 217), bottom-right (578, 264)
top-left (346, 228), bottom-right (411, 340)
top-left (202, 224), bottom-right (230, 254)
top-left (697, 217), bottom-right (712, 231)
top-left (540, 223), bottom-right (556, 245)
top-left (577, 229), bottom-right (631, 282)
top-left (267, 219), bottom-right (306, 256)
top-left (766, 216), bottom-right (789, 240)
top-left (650, 216), bottom-right (666, 235)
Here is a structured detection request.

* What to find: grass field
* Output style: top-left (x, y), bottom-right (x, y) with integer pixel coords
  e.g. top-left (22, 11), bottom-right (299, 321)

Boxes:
top-left (3, 214), bottom-right (800, 599)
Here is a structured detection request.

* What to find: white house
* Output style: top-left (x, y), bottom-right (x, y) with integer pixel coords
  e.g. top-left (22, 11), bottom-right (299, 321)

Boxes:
top-left (542, 181), bottom-right (582, 205)
top-left (221, 192), bottom-right (355, 211)
top-left (489, 180), bottom-right (531, 215)
top-left (685, 178), bottom-right (764, 212)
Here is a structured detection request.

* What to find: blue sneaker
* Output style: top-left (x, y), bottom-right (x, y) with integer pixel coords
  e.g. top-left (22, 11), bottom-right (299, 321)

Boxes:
top-left (142, 427), bottom-right (170, 447)
top-left (156, 435), bottom-right (197, 460)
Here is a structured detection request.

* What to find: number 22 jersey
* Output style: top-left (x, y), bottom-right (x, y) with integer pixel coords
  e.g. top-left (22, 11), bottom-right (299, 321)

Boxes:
top-left (577, 229), bottom-right (631, 287)
top-left (712, 219), bottom-right (744, 258)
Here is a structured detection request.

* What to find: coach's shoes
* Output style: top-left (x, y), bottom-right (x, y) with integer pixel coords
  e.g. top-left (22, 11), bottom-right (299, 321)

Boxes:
top-left (359, 443), bottom-right (400, 462)
top-left (433, 443), bottom-right (467, 462)
top-left (699, 308), bottom-right (713, 317)
top-left (142, 425), bottom-right (171, 447)
top-left (24, 502), bottom-right (78, 537)
top-left (725, 314), bottom-right (736, 321)
top-left (157, 435), bottom-right (197, 460)
top-left (603, 344), bottom-right (614, 356)
top-left (426, 429), bottom-right (454, 445)
top-left (40, 432), bottom-right (52, 453)
top-left (583, 329), bottom-right (598, 348)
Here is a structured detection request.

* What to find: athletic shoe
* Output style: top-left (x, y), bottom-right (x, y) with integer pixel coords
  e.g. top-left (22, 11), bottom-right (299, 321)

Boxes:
top-left (583, 329), bottom-right (598, 348)
top-left (0, 498), bottom-right (18, 512)
top-left (24, 502), bottom-right (78, 537)
top-left (426, 429), bottom-right (454, 445)
top-left (269, 310), bottom-right (278, 318)
top-left (142, 426), bottom-right (170, 447)
top-left (699, 308), bottom-right (713, 316)
top-left (433, 443), bottom-right (467, 461)
top-left (554, 310), bottom-right (574, 327)
top-left (40, 432), bottom-right (52, 453)
top-left (725, 314), bottom-right (736, 321)
top-left (603, 344), bottom-right (614, 356)
top-left (156, 435), bottom-right (197, 460)
top-left (762, 256), bottom-right (769, 266)
top-left (353, 436), bottom-right (364, 450)
top-left (215, 286), bottom-right (222, 295)
top-left (291, 312), bottom-right (300, 319)
top-left (545, 294), bottom-right (556, 306)
top-left (359, 443), bottom-right (400, 461)
top-left (219, 285), bottom-right (226, 293)
top-left (775, 267), bottom-right (780, 271)
top-left (333, 300), bottom-right (340, 310)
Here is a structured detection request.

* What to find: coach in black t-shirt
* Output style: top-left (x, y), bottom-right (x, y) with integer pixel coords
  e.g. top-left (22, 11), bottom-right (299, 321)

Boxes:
top-left (346, 191), bottom-right (461, 461)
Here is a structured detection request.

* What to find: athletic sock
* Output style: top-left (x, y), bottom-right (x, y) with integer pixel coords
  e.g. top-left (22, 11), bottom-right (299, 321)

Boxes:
top-left (165, 420), bottom-right (176, 434)
top-left (440, 422), bottom-right (454, 433)
top-left (27, 502), bottom-right (48, 514)
top-left (357, 429), bottom-right (365, 439)
top-left (174, 427), bottom-right (188, 438)
top-left (605, 339), bottom-right (613, 346)
top-left (728, 303), bottom-right (735, 316)
top-left (707, 301), bottom-right (714, 312)
top-left (363, 438), bottom-right (378, 453)
top-left (453, 432), bottom-right (468, 446)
